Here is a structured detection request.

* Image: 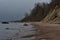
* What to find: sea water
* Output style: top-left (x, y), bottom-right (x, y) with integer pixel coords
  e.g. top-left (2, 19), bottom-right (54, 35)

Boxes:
top-left (0, 23), bottom-right (36, 40)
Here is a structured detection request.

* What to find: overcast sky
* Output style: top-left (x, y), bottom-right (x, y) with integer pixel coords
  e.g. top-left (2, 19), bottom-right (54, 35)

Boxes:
top-left (0, 0), bottom-right (51, 21)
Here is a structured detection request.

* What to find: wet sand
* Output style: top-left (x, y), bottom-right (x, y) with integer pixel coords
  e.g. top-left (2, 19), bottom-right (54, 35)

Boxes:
top-left (32, 22), bottom-right (60, 40)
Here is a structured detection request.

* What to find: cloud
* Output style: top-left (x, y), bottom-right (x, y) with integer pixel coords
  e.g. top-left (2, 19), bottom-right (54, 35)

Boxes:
top-left (35, 0), bottom-right (51, 3)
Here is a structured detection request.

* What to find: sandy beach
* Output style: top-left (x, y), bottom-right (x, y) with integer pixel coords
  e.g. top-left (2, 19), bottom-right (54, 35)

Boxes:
top-left (32, 22), bottom-right (60, 40)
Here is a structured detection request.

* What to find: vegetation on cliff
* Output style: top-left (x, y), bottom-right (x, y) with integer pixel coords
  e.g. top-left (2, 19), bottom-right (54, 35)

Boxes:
top-left (21, 0), bottom-right (60, 22)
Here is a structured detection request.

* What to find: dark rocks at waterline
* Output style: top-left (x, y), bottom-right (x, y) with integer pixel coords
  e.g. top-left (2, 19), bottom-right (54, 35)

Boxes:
top-left (24, 23), bottom-right (28, 26)
top-left (1, 22), bottom-right (9, 24)
top-left (5, 28), bottom-right (10, 30)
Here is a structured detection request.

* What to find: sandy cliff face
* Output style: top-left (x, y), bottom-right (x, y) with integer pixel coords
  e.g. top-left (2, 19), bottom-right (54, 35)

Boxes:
top-left (41, 6), bottom-right (60, 24)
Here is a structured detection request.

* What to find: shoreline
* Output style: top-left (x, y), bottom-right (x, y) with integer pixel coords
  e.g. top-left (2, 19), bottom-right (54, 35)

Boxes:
top-left (32, 22), bottom-right (60, 40)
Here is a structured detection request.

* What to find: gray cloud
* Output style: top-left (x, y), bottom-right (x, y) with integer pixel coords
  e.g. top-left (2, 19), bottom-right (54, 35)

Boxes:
top-left (0, 0), bottom-right (51, 21)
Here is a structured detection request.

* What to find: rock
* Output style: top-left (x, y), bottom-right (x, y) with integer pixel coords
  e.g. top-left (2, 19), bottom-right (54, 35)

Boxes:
top-left (24, 23), bottom-right (28, 26)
